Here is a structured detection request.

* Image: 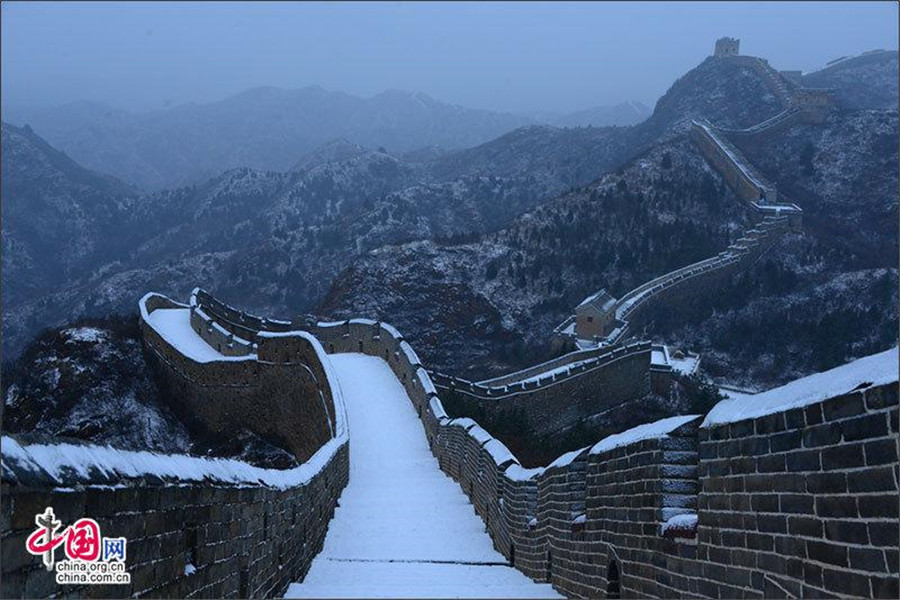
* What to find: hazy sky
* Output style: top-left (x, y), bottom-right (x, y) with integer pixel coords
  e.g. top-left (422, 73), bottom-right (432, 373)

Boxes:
top-left (2, 1), bottom-right (897, 115)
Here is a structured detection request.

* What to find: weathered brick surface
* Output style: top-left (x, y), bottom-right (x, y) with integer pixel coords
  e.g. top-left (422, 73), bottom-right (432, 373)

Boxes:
top-left (431, 343), bottom-right (652, 438)
top-left (315, 319), bottom-right (899, 599)
top-left (140, 292), bottom-right (337, 463)
top-left (5, 312), bottom-right (896, 599)
top-left (1, 445), bottom-right (348, 599)
top-left (2, 291), bottom-right (349, 599)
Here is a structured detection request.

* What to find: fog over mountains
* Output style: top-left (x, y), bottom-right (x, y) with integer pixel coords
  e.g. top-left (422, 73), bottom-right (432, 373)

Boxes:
top-left (3, 49), bottom-right (896, 396)
top-left (0, 31), bottom-right (897, 488)
top-left (3, 87), bottom-right (651, 191)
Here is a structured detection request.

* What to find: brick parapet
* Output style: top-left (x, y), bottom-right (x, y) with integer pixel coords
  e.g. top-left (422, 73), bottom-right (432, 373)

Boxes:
top-left (140, 292), bottom-right (338, 462)
top-left (313, 318), bottom-right (899, 599)
top-left (0, 441), bottom-right (349, 599)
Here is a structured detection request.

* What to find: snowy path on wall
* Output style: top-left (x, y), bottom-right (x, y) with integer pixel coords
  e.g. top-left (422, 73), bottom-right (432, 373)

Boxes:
top-left (285, 354), bottom-right (560, 599)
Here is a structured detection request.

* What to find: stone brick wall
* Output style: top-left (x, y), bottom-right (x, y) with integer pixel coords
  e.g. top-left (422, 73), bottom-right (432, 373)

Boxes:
top-left (696, 383), bottom-right (899, 598)
top-left (731, 55), bottom-right (797, 109)
top-left (314, 318), bottom-right (899, 599)
top-left (140, 293), bottom-right (337, 463)
top-left (1, 441), bottom-right (349, 599)
top-left (430, 343), bottom-right (652, 438)
top-left (477, 345), bottom-right (628, 388)
top-left (612, 216), bottom-right (789, 343)
top-left (2, 290), bottom-right (352, 599)
top-left (690, 120), bottom-right (777, 205)
top-left (193, 288), bottom-right (293, 339)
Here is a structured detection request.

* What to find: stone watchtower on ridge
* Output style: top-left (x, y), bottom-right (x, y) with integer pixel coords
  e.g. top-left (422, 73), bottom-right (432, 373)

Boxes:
top-left (714, 37), bottom-right (740, 57)
top-left (574, 288), bottom-right (617, 340)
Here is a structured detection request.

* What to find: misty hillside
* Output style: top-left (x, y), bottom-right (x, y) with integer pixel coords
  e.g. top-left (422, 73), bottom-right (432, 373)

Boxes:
top-left (1, 116), bottom-right (627, 356)
top-left (3, 49), bottom-right (897, 392)
top-left (3, 87), bottom-right (533, 190)
top-left (316, 63), bottom-right (899, 387)
top-left (802, 49), bottom-right (898, 110)
top-left (5, 88), bottom-right (652, 192)
top-left (0, 123), bottom-right (136, 307)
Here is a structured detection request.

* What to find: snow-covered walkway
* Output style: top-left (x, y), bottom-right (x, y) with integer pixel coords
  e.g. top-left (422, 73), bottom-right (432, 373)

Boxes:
top-left (286, 354), bottom-right (560, 599)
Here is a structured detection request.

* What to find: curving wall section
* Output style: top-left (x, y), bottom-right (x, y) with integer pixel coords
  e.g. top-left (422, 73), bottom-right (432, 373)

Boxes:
top-left (314, 319), bottom-right (899, 599)
top-left (1, 300), bottom-right (350, 599)
top-left (140, 291), bottom-right (337, 463)
top-left (555, 214), bottom-right (792, 350)
top-left (429, 342), bottom-right (651, 438)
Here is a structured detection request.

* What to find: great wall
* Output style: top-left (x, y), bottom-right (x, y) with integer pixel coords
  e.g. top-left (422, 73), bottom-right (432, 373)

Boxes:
top-left (2, 39), bottom-right (898, 599)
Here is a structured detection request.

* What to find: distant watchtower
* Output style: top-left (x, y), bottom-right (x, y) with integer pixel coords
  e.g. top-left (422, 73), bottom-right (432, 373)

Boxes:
top-left (714, 37), bottom-right (740, 57)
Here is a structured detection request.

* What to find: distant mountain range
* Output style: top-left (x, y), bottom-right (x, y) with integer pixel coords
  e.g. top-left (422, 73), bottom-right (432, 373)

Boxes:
top-left (803, 49), bottom-right (898, 110)
top-left (2, 48), bottom-right (896, 391)
top-left (535, 100), bottom-right (652, 128)
top-left (3, 88), bottom-right (650, 190)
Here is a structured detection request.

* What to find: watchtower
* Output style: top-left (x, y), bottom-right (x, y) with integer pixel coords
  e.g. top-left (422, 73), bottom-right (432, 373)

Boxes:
top-left (574, 289), bottom-right (617, 340)
top-left (714, 37), bottom-right (740, 57)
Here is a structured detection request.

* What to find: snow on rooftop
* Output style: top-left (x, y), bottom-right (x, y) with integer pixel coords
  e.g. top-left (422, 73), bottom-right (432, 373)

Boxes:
top-left (145, 308), bottom-right (254, 363)
top-left (670, 354), bottom-right (700, 376)
top-left (703, 347), bottom-right (899, 427)
top-left (1, 435), bottom-right (345, 491)
top-left (577, 289), bottom-right (616, 312)
top-left (590, 415), bottom-right (700, 455)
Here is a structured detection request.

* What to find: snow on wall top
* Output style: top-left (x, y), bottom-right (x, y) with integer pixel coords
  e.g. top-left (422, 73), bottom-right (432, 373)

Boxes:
top-left (145, 307), bottom-right (255, 364)
top-left (141, 292), bottom-right (347, 441)
top-left (483, 439), bottom-right (517, 467)
top-left (417, 369), bottom-right (438, 396)
top-left (399, 341), bottom-right (421, 367)
top-left (1, 435), bottom-right (346, 491)
top-left (468, 425), bottom-right (494, 446)
top-left (590, 415), bottom-right (700, 455)
top-left (703, 347), bottom-right (899, 427)
top-left (505, 464), bottom-right (546, 482)
top-left (380, 323), bottom-right (403, 340)
top-left (449, 417), bottom-right (477, 430)
top-left (548, 445), bottom-right (590, 469)
top-left (429, 397), bottom-right (448, 420)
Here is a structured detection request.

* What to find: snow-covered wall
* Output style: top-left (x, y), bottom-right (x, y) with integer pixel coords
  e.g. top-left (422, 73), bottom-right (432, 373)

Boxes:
top-left (1, 436), bottom-right (348, 598)
top-left (2, 290), bottom-right (352, 599)
top-left (429, 341), bottom-right (652, 438)
top-left (314, 319), bottom-right (899, 599)
top-left (140, 292), bottom-right (339, 463)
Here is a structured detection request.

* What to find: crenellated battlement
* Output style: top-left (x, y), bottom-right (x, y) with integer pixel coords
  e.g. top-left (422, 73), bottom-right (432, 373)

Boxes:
top-left (553, 215), bottom-right (792, 351)
top-left (309, 317), bottom-right (899, 599)
top-left (0, 38), bottom-right (891, 600)
top-left (138, 291), bottom-right (340, 461)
